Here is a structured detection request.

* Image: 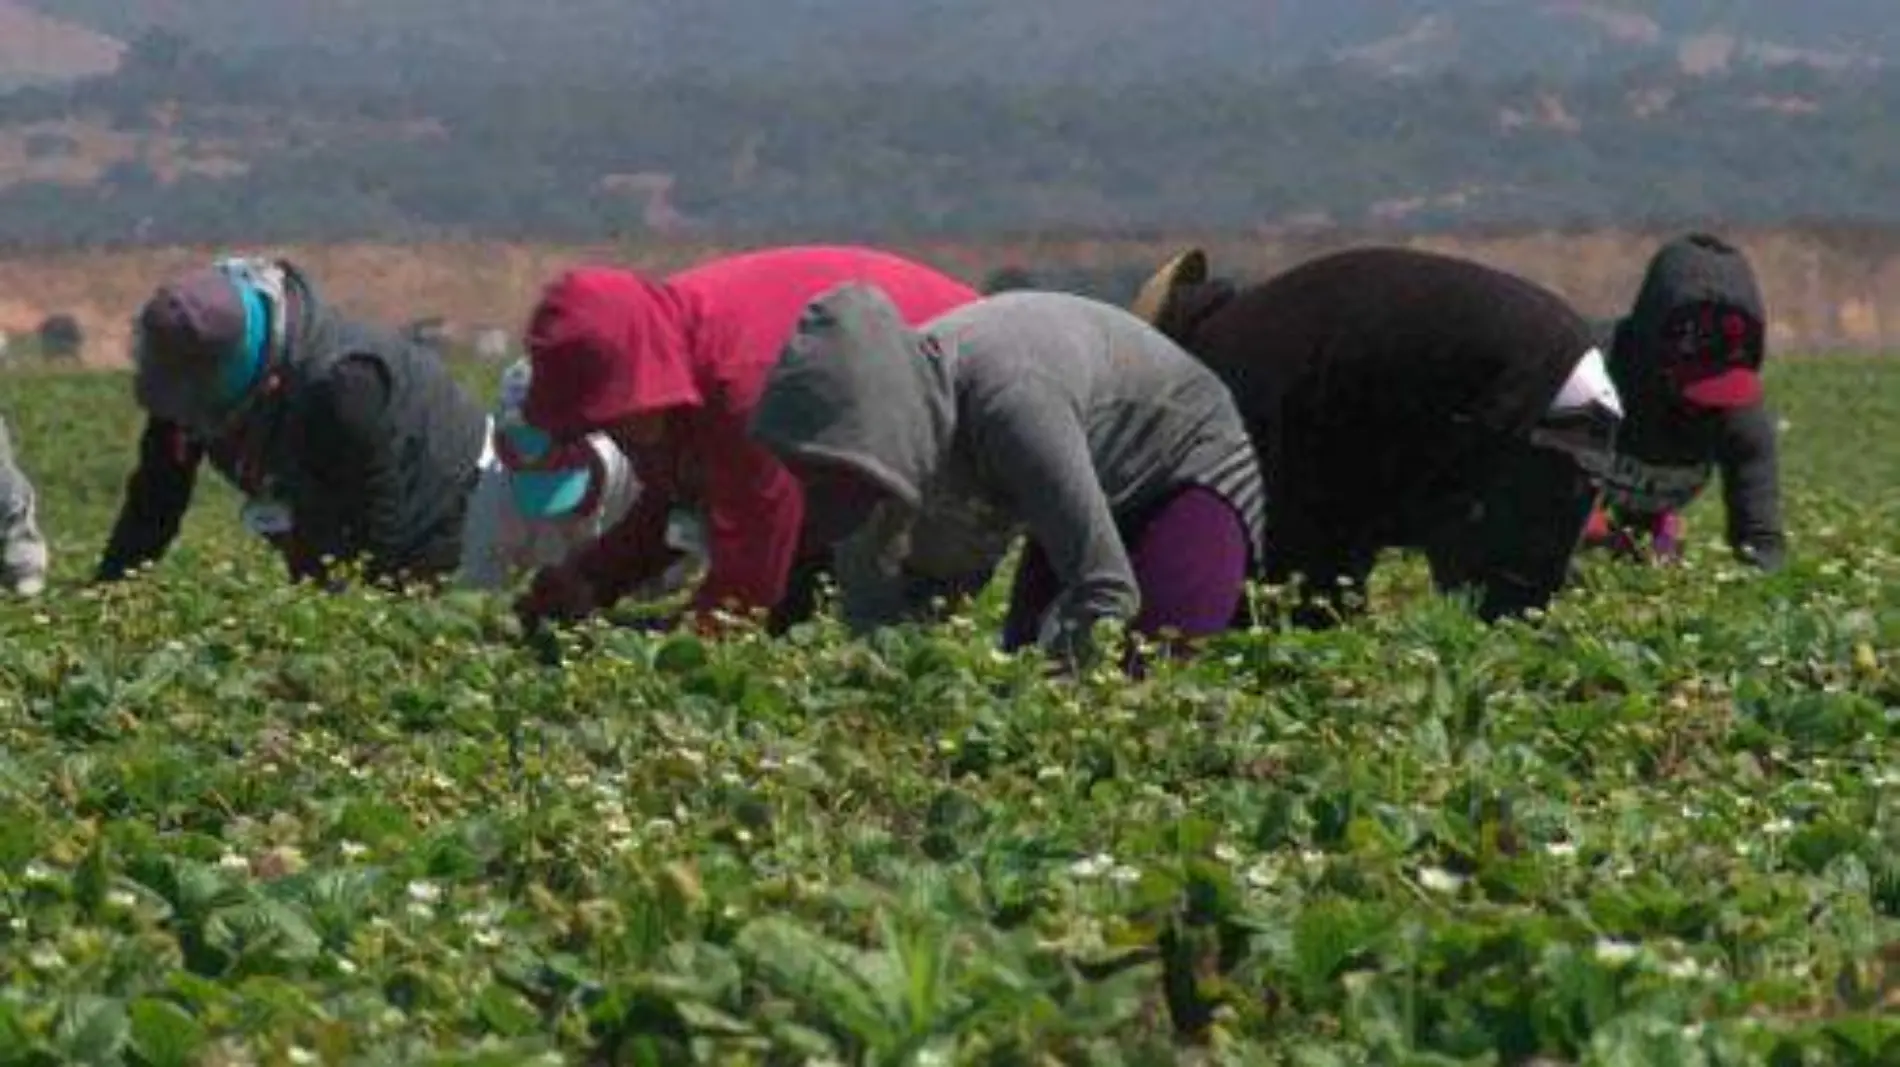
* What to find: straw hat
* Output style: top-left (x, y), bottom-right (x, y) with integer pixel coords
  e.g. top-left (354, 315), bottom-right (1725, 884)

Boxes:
top-left (1128, 248), bottom-right (1209, 325)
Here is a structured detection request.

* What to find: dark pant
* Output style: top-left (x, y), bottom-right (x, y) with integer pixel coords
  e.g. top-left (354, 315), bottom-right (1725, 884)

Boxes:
top-left (1001, 485), bottom-right (1250, 657)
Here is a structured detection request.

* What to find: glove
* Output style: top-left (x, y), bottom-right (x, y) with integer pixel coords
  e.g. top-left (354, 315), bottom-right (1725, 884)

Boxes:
top-left (1650, 511), bottom-right (1685, 563)
top-left (1583, 505), bottom-right (1613, 546)
top-left (515, 564), bottom-right (598, 628)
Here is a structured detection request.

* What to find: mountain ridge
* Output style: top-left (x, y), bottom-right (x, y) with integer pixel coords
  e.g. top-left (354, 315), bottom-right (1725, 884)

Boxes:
top-left (9, 1), bottom-right (1896, 88)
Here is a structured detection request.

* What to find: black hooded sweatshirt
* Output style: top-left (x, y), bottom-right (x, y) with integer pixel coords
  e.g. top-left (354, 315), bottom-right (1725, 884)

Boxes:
top-left (97, 264), bottom-right (489, 586)
top-left (1152, 246), bottom-right (1602, 618)
top-left (1596, 234), bottom-right (1786, 570)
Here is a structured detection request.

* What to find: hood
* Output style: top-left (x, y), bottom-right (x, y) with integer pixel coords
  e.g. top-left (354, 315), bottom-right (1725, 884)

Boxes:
top-left (747, 282), bottom-right (956, 510)
top-left (521, 267), bottom-right (700, 439)
top-left (1620, 233), bottom-right (1767, 409)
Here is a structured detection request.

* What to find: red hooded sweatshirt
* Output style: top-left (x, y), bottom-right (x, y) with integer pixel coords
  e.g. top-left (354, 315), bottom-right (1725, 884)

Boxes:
top-left (520, 245), bottom-right (979, 620)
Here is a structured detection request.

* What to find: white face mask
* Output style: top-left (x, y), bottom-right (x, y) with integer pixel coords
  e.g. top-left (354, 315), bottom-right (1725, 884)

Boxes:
top-left (1550, 347), bottom-right (1622, 420)
top-left (1531, 346), bottom-right (1624, 477)
top-left (579, 433), bottom-right (638, 534)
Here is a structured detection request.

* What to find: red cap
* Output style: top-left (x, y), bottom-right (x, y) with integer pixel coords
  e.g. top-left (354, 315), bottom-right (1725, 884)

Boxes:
top-left (521, 267), bottom-right (700, 439)
top-left (1673, 364), bottom-right (1763, 409)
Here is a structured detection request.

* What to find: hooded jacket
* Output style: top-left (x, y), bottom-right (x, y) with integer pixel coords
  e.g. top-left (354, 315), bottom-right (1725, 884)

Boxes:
top-left (97, 261), bottom-right (489, 584)
top-left (1597, 234), bottom-right (1785, 570)
top-left (1146, 247), bottom-right (1599, 581)
top-left (520, 246), bottom-right (978, 621)
top-left (0, 414), bottom-right (48, 595)
top-left (749, 285), bottom-right (1265, 656)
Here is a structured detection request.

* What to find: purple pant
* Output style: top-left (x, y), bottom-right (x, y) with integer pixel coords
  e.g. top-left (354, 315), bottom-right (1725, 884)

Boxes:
top-left (1001, 485), bottom-right (1250, 658)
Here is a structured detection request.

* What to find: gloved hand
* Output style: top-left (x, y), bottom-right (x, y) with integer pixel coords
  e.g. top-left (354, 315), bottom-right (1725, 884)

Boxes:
top-left (1582, 505), bottom-right (1647, 561)
top-left (1649, 511), bottom-right (1685, 563)
top-left (515, 564), bottom-right (597, 628)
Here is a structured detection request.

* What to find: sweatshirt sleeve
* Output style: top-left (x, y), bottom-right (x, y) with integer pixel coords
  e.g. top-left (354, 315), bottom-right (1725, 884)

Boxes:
top-left (0, 415), bottom-right (48, 594)
top-left (562, 488), bottom-right (676, 609)
top-left (688, 420), bottom-right (805, 620)
top-left (294, 355), bottom-right (405, 578)
top-left (96, 417), bottom-right (204, 582)
top-left (970, 380), bottom-right (1139, 661)
top-left (1715, 403), bottom-right (1787, 571)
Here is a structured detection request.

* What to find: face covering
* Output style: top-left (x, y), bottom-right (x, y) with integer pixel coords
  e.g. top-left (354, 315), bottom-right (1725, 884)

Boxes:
top-left (497, 415), bottom-right (641, 539)
top-left (1528, 346), bottom-right (1622, 479)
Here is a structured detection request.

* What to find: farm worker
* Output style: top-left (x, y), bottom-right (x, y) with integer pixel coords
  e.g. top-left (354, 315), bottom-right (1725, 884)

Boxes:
top-left (510, 244), bottom-right (979, 633)
top-left (747, 284), bottom-right (1267, 670)
top-left (1128, 245), bottom-right (1623, 625)
top-left (457, 358), bottom-right (705, 598)
top-left (1585, 233), bottom-right (1786, 569)
top-left (95, 256), bottom-right (491, 587)
top-left (0, 414), bottom-right (49, 596)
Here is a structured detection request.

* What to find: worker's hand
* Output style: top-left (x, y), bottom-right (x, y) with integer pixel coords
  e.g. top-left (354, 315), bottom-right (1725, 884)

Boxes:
top-left (515, 565), bottom-right (597, 628)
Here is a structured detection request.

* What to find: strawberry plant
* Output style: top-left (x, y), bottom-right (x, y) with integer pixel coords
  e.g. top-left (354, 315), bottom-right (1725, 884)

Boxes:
top-left (0, 357), bottom-right (1896, 1064)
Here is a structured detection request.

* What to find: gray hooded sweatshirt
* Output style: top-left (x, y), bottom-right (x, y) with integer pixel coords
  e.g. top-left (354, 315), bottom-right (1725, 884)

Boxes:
top-left (0, 414), bottom-right (49, 596)
top-left (749, 285), bottom-right (1265, 656)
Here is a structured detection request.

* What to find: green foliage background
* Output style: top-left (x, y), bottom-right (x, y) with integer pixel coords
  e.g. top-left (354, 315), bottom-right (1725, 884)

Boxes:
top-left (0, 358), bottom-right (1896, 1064)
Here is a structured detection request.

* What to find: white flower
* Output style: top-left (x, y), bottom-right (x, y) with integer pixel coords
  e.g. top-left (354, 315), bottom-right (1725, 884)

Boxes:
top-left (1036, 765), bottom-right (1066, 782)
top-left (105, 889), bottom-right (138, 911)
top-left (407, 880), bottom-right (443, 905)
top-left (218, 852), bottom-right (251, 873)
top-left (1068, 853), bottom-right (1117, 879)
top-left (340, 840), bottom-right (369, 861)
top-left (1762, 818), bottom-right (1795, 836)
top-left (1244, 861), bottom-right (1278, 889)
top-left (336, 958), bottom-right (359, 975)
top-left (1594, 939), bottom-right (1641, 965)
top-left (289, 1046), bottom-right (319, 1065)
top-left (1213, 843), bottom-right (1240, 863)
top-left (1418, 867), bottom-right (1466, 894)
top-left (22, 860), bottom-right (55, 884)
top-left (27, 945), bottom-right (64, 970)
top-left (1109, 864), bottom-right (1142, 886)
top-left (1545, 841), bottom-right (1577, 858)
top-left (1663, 957), bottom-right (1707, 980)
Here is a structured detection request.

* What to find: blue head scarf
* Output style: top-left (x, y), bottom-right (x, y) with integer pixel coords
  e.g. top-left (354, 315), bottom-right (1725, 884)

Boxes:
top-left (213, 260), bottom-right (271, 409)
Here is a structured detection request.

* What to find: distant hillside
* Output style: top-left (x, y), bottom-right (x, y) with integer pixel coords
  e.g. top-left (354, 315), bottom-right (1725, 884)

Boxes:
top-left (0, 1), bottom-right (120, 90)
top-left (0, 3), bottom-right (1895, 247)
top-left (16, 0), bottom-right (1898, 86)
top-left (0, 32), bottom-right (1893, 247)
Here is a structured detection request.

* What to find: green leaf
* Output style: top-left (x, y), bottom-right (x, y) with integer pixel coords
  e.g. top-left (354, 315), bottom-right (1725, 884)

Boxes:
top-left (55, 995), bottom-right (129, 1065)
top-left (653, 635), bottom-right (710, 675)
top-left (474, 984), bottom-right (541, 1038)
top-left (127, 999), bottom-right (206, 1067)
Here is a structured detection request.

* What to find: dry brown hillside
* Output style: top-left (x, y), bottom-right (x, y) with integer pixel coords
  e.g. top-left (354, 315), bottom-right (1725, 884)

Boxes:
top-left (2, 226), bottom-right (1898, 366)
top-left (0, 3), bottom-right (123, 88)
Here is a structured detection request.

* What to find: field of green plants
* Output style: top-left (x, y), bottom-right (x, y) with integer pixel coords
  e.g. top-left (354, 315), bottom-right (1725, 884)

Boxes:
top-left (0, 357), bottom-right (1896, 1066)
